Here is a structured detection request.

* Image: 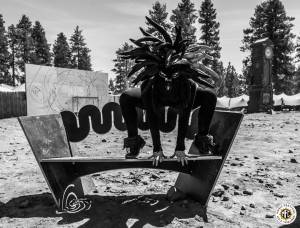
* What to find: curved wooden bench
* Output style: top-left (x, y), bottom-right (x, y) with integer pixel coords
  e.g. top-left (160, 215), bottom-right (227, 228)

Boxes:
top-left (18, 102), bottom-right (243, 217)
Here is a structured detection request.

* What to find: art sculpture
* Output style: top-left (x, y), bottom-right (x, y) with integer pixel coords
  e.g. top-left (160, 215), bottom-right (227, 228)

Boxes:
top-left (18, 17), bottom-right (243, 219)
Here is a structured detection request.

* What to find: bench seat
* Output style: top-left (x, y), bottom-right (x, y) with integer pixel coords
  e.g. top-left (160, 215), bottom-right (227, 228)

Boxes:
top-left (40, 155), bottom-right (223, 179)
top-left (41, 156), bottom-right (222, 163)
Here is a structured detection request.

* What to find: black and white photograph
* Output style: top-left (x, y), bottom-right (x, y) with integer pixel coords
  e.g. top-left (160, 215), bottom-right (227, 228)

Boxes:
top-left (0, 0), bottom-right (299, 227)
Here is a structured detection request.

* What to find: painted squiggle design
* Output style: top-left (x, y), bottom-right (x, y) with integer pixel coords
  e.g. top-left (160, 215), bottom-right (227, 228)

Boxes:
top-left (61, 102), bottom-right (200, 142)
top-left (56, 184), bottom-right (91, 214)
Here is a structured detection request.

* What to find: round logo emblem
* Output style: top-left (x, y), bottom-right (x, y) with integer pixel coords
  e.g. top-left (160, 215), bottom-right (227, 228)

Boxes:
top-left (265, 47), bottom-right (273, 59)
top-left (276, 204), bottom-right (297, 224)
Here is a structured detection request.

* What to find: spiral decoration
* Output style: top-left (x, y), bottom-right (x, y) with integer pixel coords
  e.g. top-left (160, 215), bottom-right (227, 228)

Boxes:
top-left (56, 184), bottom-right (91, 214)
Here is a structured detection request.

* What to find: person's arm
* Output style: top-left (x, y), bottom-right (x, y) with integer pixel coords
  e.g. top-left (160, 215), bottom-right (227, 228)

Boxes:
top-left (142, 82), bottom-right (162, 152)
top-left (142, 85), bottom-right (165, 166)
top-left (176, 81), bottom-right (195, 151)
top-left (171, 108), bottom-right (191, 166)
top-left (175, 109), bottom-right (190, 151)
top-left (146, 107), bottom-right (162, 152)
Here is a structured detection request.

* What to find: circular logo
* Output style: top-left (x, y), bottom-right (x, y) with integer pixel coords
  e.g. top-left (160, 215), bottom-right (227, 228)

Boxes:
top-left (276, 204), bottom-right (297, 224)
top-left (265, 47), bottom-right (273, 59)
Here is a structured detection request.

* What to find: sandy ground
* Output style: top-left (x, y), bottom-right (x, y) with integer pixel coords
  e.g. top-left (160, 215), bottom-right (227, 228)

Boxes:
top-left (0, 111), bottom-right (299, 228)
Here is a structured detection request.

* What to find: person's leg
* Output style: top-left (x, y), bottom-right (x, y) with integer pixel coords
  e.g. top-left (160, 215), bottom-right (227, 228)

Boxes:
top-left (192, 87), bottom-right (217, 154)
top-left (119, 87), bottom-right (143, 137)
top-left (192, 87), bottom-right (217, 135)
top-left (119, 88), bottom-right (145, 158)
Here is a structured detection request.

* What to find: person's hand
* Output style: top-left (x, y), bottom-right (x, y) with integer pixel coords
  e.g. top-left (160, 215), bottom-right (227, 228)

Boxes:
top-left (170, 151), bottom-right (190, 166)
top-left (149, 150), bottom-right (166, 167)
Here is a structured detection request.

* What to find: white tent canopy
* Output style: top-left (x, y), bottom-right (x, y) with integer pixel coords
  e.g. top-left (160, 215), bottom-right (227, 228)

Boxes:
top-left (273, 93), bottom-right (288, 106)
top-left (229, 95), bottom-right (249, 109)
top-left (216, 93), bottom-right (300, 109)
top-left (0, 84), bottom-right (25, 92)
top-left (216, 96), bottom-right (230, 109)
top-left (281, 93), bottom-right (300, 106)
top-left (0, 85), bottom-right (13, 92)
top-left (13, 84), bottom-right (25, 92)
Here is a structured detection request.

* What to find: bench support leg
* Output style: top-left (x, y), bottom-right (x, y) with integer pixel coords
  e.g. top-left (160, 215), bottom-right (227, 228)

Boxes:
top-left (173, 173), bottom-right (211, 222)
top-left (173, 158), bottom-right (220, 203)
top-left (174, 173), bottom-right (209, 204)
top-left (41, 162), bottom-right (96, 212)
top-left (201, 205), bottom-right (208, 223)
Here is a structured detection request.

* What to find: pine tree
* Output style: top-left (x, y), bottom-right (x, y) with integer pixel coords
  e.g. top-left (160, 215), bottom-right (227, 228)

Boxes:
top-left (214, 61), bottom-right (227, 97)
top-left (31, 21), bottom-right (51, 66)
top-left (0, 14), bottom-right (11, 85)
top-left (291, 60), bottom-right (300, 94)
top-left (293, 37), bottom-right (300, 93)
top-left (78, 47), bottom-right (92, 70)
top-left (293, 70), bottom-right (300, 93)
top-left (225, 62), bottom-right (239, 98)
top-left (198, 0), bottom-right (221, 73)
top-left (108, 78), bottom-right (115, 94)
top-left (15, 15), bottom-right (34, 80)
top-left (241, 0), bottom-right (295, 94)
top-left (69, 26), bottom-right (92, 70)
top-left (53, 32), bottom-right (71, 68)
top-left (112, 42), bottom-right (134, 94)
top-left (236, 74), bottom-right (247, 96)
top-left (145, 1), bottom-right (171, 39)
top-left (170, 0), bottom-right (197, 43)
top-left (295, 36), bottom-right (300, 63)
top-left (7, 24), bottom-right (18, 86)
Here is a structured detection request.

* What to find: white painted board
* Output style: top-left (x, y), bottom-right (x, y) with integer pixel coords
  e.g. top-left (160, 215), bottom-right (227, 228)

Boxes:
top-left (26, 64), bottom-right (108, 115)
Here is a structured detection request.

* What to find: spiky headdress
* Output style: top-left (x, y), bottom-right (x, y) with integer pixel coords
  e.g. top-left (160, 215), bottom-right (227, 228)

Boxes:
top-left (120, 16), bottom-right (216, 89)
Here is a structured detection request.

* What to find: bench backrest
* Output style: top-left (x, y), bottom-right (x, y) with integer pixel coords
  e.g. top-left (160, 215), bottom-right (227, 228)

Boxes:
top-left (60, 102), bottom-right (243, 158)
top-left (61, 102), bottom-right (222, 142)
top-left (18, 114), bottom-right (72, 161)
top-left (19, 102), bottom-right (243, 159)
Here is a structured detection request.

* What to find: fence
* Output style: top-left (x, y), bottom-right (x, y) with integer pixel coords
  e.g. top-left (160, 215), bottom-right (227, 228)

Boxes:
top-left (0, 92), bottom-right (26, 119)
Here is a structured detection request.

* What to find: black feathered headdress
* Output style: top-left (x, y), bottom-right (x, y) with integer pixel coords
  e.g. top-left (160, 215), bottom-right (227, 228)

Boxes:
top-left (120, 16), bottom-right (217, 89)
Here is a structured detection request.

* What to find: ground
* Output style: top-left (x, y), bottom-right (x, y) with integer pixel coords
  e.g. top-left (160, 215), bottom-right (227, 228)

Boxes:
top-left (0, 111), bottom-right (299, 228)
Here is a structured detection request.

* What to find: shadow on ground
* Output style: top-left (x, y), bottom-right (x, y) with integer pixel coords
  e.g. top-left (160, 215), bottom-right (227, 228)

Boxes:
top-left (0, 193), bottom-right (206, 227)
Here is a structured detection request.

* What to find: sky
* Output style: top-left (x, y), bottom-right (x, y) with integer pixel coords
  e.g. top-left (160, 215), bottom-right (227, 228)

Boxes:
top-left (1, 0), bottom-right (300, 78)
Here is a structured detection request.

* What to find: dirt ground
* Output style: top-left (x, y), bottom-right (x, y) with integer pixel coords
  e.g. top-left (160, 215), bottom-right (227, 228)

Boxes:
top-left (0, 111), bottom-right (299, 228)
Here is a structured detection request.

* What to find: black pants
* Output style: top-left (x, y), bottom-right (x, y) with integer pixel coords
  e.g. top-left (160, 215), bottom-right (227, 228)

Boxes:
top-left (119, 86), bottom-right (217, 139)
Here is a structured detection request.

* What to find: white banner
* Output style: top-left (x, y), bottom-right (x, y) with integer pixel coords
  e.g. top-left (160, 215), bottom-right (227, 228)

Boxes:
top-left (26, 64), bottom-right (108, 115)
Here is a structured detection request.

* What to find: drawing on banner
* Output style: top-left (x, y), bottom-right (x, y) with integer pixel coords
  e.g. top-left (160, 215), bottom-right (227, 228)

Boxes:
top-left (26, 64), bottom-right (108, 115)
